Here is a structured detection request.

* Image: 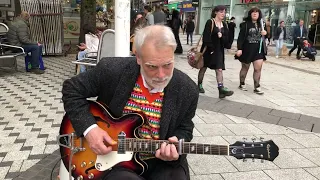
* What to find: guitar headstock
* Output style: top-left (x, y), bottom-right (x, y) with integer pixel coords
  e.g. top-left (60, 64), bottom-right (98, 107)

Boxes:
top-left (229, 138), bottom-right (279, 162)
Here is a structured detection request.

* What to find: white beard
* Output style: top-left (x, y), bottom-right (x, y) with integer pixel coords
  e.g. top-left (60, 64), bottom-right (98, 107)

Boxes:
top-left (140, 67), bottom-right (173, 90)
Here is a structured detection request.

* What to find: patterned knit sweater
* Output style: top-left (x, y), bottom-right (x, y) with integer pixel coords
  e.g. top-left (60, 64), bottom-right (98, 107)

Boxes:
top-left (123, 75), bottom-right (164, 159)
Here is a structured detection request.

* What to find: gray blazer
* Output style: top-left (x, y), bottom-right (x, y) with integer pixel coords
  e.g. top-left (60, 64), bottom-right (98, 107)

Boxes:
top-left (62, 57), bottom-right (199, 177)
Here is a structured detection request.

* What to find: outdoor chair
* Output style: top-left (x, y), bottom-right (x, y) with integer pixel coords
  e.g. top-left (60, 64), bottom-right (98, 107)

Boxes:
top-left (72, 29), bottom-right (115, 75)
top-left (0, 23), bottom-right (25, 71)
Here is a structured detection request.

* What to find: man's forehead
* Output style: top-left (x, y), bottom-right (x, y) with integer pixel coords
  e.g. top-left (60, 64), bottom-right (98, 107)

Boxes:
top-left (144, 59), bottom-right (174, 65)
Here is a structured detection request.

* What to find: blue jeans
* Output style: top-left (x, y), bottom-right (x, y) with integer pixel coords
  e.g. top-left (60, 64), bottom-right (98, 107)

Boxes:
top-left (187, 32), bottom-right (193, 44)
top-left (77, 51), bottom-right (87, 73)
top-left (22, 44), bottom-right (42, 69)
top-left (275, 39), bottom-right (284, 56)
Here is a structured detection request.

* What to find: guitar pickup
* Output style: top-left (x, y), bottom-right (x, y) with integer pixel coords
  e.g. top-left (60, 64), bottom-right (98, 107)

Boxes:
top-left (117, 131), bottom-right (126, 154)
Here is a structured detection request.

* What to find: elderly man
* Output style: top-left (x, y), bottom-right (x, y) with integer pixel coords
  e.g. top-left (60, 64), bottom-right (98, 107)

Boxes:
top-left (62, 25), bottom-right (199, 180)
top-left (7, 11), bottom-right (44, 74)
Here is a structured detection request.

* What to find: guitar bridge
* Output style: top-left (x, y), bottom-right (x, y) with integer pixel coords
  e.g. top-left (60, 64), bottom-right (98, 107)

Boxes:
top-left (57, 132), bottom-right (86, 153)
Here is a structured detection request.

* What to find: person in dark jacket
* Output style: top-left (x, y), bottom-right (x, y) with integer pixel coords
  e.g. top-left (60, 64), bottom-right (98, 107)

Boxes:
top-left (7, 11), bottom-right (44, 74)
top-left (62, 25), bottom-right (198, 180)
top-left (171, 9), bottom-right (183, 54)
top-left (227, 17), bottom-right (236, 49)
top-left (185, 16), bottom-right (195, 45)
top-left (273, 20), bottom-right (286, 58)
top-left (288, 19), bottom-right (308, 59)
top-left (236, 7), bottom-right (267, 95)
top-left (197, 5), bottom-right (234, 98)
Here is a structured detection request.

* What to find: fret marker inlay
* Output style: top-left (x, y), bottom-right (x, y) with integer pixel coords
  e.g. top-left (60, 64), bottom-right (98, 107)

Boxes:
top-left (191, 146), bottom-right (195, 152)
top-left (145, 143), bottom-right (148, 149)
top-left (156, 143), bottom-right (159, 149)
top-left (205, 146), bottom-right (209, 152)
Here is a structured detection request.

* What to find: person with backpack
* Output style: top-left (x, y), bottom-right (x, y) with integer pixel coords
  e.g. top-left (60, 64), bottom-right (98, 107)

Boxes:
top-left (197, 5), bottom-right (234, 98)
top-left (185, 16), bottom-right (195, 46)
top-left (235, 7), bottom-right (267, 95)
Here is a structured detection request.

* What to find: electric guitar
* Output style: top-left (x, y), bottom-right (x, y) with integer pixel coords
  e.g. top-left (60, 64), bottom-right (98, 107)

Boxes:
top-left (58, 100), bottom-right (279, 180)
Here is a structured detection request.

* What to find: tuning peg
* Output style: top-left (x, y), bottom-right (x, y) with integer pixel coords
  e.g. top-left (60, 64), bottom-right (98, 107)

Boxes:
top-left (243, 137), bottom-right (247, 142)
top-left (252, 158), bottom-right (255, 162)
top-left (260, 137), bottom-right (264, 142)
top-left (261, 159), bottom-right (264, 163)
top-left (243, 159), bottom-right (247, 162)
top-left (252, 138), bottom-right (256, 142)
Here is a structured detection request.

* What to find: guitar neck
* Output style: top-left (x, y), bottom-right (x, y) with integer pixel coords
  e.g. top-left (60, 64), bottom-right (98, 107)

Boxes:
top-left (123, 138), bottom-right (229, 156)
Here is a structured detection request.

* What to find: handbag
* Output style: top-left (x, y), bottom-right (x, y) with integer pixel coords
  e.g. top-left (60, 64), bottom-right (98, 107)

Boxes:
top-left (187, 19), bottom-right (214, 69)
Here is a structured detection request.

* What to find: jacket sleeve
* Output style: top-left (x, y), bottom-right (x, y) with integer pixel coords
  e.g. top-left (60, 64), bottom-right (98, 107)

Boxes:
top-left (166, 87), bottom-right (199, 167)
top-left (237, 22), bottom-right (246, 50)
top-left (17, 23), bottom-right (37, 45)
top-left (62, 60), bottom-right (107, 136)
top-left (203, 19), bottom-right (214, 48)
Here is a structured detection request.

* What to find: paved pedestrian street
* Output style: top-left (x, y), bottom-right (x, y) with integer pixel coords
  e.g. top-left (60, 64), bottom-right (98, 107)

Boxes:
top-left (0, 34), bottom-right (320, 180)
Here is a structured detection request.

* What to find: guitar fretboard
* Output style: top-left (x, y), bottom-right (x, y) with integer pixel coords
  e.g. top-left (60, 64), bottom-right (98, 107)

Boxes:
top-left (120, 138), bottom-right (229, 155)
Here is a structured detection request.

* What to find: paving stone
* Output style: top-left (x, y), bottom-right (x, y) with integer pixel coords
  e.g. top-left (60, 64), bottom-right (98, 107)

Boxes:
top-left (224, 124), bottom-right (266, 135)
top-left (5, 172), bottom-right (21, 179)
top-left (3, 151), bottom-right (30, 162)
top-left (20, 159), bottom-right (40, 172)
top-left (264, 168), bottom-right (318, 180)
top-left (304, 167), bottom-right (320, 179)
top-left (188, 155), bottom-right (238, 174)
top-left (219, 104), bottom-right (253, 118)
top-left (195, 124), bottom-right (235, 136)
top-left (192, 128), bottom-right (202, 137)
top-left (221, 171), bottom-right (272, 180)
top-left (247, 111), bottom-right (280, 124)
top-left (278, 118), bottom-right (314, 132)
top-left (269, 109), bottom-right (301, 120)
top-left (294, 148), bottom-right (320, 166)
top-left (198, 111), bottom-right (234, 124)
top-left (190, 174), bottom-right (224, 180)
top-left (0, 161), bottom-right (13, 167)
top-left (313, 123), bottom-right (320, 133)
top-left (273, 149), bottom-right (317, 168)
top-left (299, 115), bottom-right (320, 124)
top-left (224, 114), bottom-right (253, 124)
top-left (286, 134), bottom-right (320, 148)
top-left (253, 124), bottom-right (296, 134)
top-left (0, 166), bottom-right (10, 180)
top-left (8, 160), bottom-right (23, 172)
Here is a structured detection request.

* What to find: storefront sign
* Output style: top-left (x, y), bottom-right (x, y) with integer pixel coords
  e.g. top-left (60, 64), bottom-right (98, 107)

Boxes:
top-left (181, 1), bottom-right (195, 11)
top-left (192, 0), bottom-right (199, 7)
top-left (240, 0), bottom-right (260, 3)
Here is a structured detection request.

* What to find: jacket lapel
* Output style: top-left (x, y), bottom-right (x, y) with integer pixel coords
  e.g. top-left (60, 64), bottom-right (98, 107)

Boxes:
top-left (160, 70), bottom-right (179, 139)
top-left (108, 61), bottom-right (140, 117)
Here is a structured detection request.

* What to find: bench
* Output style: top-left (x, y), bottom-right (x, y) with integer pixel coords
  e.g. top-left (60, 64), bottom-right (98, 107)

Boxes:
top-left (0, 23), bottom-right (25, 71)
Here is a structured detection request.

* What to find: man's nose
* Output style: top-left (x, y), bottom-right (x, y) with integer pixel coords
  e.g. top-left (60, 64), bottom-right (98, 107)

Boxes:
top-left (157, 68), bottom-right (166, 79)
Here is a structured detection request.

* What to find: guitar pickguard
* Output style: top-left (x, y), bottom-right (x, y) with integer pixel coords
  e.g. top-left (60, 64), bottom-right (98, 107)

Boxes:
top-left (95, 151), bottom-right (134, 171)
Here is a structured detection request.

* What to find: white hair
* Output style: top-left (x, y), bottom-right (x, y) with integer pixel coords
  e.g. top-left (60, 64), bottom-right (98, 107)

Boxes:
top-left (134, 25), bottom-right (177, 56)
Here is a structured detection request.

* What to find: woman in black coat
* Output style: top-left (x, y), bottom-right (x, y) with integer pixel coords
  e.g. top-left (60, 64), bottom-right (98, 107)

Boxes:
top-left (171, 9), bottom-right (183, 54)
top-left (236, 7), bottom-right (267, 95)
top-left (197, 5), bottom-right (234, 99)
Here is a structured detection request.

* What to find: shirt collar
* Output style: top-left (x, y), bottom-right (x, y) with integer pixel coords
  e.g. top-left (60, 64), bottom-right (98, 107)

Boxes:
top-left (141, 74), bottom-right (164, 93)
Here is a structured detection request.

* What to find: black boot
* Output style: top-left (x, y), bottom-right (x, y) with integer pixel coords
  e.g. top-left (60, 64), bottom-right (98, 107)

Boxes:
top-left (218, 86), bottom-right (234, 98)
top-left (198, 83), bottom-right (205, 93)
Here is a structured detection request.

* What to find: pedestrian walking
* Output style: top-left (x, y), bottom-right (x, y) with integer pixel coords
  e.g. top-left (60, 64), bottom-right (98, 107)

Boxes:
top-left (197, 5), bottom-right (234, 98)
top-left (235, 7), bottom-right (268, 95)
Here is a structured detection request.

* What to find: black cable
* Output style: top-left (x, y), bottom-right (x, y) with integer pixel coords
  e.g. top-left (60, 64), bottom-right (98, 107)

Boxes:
top-left (51, 154), bottom-right (68, 180)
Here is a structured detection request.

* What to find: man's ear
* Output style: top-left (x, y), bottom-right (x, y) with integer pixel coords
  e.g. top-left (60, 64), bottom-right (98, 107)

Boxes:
top-left (136, 54), bottom-right (142, 65)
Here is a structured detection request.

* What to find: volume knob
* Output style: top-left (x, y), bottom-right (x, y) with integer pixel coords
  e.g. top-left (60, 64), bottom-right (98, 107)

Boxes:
top-left (88, 173), bottom-right (94, 179)
top-left (77, 175), bottom-right (83, 180)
